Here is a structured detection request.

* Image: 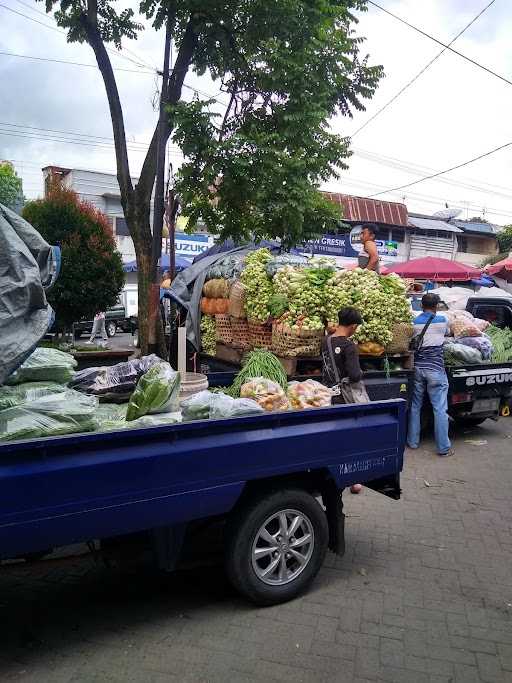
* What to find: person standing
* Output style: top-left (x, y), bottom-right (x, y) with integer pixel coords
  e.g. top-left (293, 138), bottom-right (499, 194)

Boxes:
top-left (322, 307), bottom-right (367, 493)
top-left (358, 224), bottom-right (380, 273)
top-left (87, 311), bottom-right (108, 344)
top-left (407, 293), bottom-right (454, 457)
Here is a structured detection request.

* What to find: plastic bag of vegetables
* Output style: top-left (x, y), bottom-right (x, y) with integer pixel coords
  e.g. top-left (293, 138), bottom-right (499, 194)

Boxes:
top-left (125, 362), bottom-right (181, 421)
top-left (287, 380), bottom-right (332, 409)
top-left (69, 355), bottom-right (161, 397)
top-left (0, 390), bottom-right (98, 442)
top-left (0, 382), bottom-right (66, 410)
top-left (443, 342), bottom-right (482, 366)
top-left (181, 390), bottom-right (264, 421)
top-left (457, 335), bottom-right (493, 360)
top-left (7, 347), bottom-right (77, 385)
top-left (240, 377), bottom-right (290, 411)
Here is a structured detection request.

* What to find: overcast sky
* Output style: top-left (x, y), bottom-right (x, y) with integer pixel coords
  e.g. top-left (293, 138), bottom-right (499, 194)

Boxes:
top-left (1, 0), bottom-right (512, 225)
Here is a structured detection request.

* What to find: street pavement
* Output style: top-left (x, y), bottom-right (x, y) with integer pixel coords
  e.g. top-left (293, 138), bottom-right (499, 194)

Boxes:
top-left (1, 420), bottom-right (512, 682)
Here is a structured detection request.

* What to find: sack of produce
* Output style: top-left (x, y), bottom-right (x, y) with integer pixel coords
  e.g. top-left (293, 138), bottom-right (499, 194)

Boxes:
top-left (209, 393), bottom-right (264, 420)
top-left (240, 377), bottom-right (290, 411)
top-left (7, 347), bottom-right (77, 385)
top-left (228, 281), bottom-right (247, 318)
top-left (287, 380), bottom-right (332, 409)
top-left (0, 382), bottom-right (66, 411)
top-left (201, 298), bottom-right (229, 315)
top-left (126, 362), bottom-right (181, 421)
top-left (0, 390), bottom-right (98, 442)
top-left (451, 318), bottom-right (482, 338)
top-left (70, 355), bottom-right (161, 398)
top-left (203, 278), bottom-right (230, 299)
top-left (385, 323), bottom-right (414, 354)
top-left (357, 341), bottom-right (385, 356)
top-left (271, 319), bottom-right (323, 358)
top-left (215, 314), bottom-right (233, 345)
top-left (265, 254), bottom-right (308, 277)
top-left (181, 390), bottom-right (215, 421)
top-left (97, 402), bottom-right (181, 432)
top-left (444, 342), bottom-right (482, 366)
top-left (457, 335), bottom-right (493, 360)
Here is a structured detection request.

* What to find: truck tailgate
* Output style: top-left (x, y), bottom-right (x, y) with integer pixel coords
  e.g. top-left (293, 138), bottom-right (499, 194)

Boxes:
top-left (0, 400), bottom-right (406, 558)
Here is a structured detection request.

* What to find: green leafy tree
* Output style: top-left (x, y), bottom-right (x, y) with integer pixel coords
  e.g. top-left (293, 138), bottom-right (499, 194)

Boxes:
top-left (42, 0), bottom-right (382, 351)
top-left (497, 225), bottom-right (512, 254)
top-left (0, 161), bottom-right (24, 210)
top-left (22, 180), bottom-right (125, 335)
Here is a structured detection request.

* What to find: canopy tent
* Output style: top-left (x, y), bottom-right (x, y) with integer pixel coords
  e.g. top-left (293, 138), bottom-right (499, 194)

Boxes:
top-left (123, 254), bottom-right (192, 273)
top-left (381, 256), bottom-right (481, 281)
top-left (486, 256), bottom-right (512, 282)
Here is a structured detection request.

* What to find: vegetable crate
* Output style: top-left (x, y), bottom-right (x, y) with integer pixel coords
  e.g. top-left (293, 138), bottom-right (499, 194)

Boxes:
top-left (248, 321), bottom-right (273, 350)
top-left (215, 314), bottom-right (233, 345)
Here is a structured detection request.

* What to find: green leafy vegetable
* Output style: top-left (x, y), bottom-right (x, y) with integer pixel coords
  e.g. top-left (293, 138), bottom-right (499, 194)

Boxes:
top-left (126, 362), bottom-right (181, 421)
top-left (230, 349), bottom-right (287, 398)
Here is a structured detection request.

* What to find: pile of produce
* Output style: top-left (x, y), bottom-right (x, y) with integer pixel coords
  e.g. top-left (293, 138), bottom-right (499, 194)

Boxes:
top-left (240, 249), bottom-right (274, 323)
top-left (200, 315), bottom-right (216, 355)
top-left (287, 380), bottom-right (332, 409)
top-left (181, 390), bottom-right (263, 421)
top-left (229, 349), bottom-right (288, 398)
top-left (486, 326), bottom-right (512, 362)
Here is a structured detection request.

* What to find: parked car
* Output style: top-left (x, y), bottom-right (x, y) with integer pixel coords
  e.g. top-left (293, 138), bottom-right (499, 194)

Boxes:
top-left (73, 300), bottom-right (135, 339)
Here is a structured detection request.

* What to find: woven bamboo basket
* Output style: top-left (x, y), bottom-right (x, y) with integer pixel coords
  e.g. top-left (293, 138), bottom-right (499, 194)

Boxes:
top-left (215, 314), bottom-right (233, 345)
top-left (248, 320), bottom-right (273, 350)
top-left (385, 323), bottom-right (414, 354)
top-left (272, 322), bottom-right (323, 358)
top-left (228, 280), bottom-right (247, 319)
top-left (231, 317), bottom-right (252, 350)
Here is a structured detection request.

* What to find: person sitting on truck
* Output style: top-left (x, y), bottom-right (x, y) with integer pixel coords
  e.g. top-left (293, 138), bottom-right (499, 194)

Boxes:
top-left (358, 224), bottom-right (380, 273)
top-left (322, 306), bottom-right (365, 494)
top-left (407, 293), bottom-right (454, 457)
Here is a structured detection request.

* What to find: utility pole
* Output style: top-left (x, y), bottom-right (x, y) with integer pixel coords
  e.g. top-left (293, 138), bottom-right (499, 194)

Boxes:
top-left (149, 11), bottom-right (172, 355)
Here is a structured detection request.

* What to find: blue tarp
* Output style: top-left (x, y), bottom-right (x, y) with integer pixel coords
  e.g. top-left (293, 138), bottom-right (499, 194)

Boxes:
top-left (192, 239), bottom-right (281, 264)
top-left (123, 254), bottom-right (192, 273)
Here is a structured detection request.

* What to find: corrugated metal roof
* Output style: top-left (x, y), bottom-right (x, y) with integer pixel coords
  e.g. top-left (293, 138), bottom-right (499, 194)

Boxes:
top-left (323, 193), bottom-right (408, 227)
top-left (452, 220), bottom-right (498, 235)
top-left (408, 216), bottom-right (463, 233)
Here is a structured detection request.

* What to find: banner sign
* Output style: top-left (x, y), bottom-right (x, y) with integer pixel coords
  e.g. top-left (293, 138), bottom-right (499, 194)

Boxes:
top-left (174, 232), bottom-right (212, 258)
top-left (304, 226), bottom-right (399, 260)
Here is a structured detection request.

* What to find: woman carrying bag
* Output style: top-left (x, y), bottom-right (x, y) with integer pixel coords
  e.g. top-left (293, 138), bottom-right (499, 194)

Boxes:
top-left (322, 307), bottom-right (370, 494)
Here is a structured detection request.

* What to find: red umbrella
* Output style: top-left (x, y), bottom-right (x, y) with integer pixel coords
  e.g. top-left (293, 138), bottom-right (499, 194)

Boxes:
top-left (382, 256), bottom-right (481, 281)
top-left (486, 256), bottom-right (512, 282)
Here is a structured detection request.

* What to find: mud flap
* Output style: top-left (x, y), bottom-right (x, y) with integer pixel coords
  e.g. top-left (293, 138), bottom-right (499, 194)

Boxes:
top-left (322, 481), bottom-right (345, 556)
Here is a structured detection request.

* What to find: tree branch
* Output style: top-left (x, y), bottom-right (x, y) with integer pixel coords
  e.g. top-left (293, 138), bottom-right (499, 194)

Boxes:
top-left (137, 15), bottom-right (198, 201)
top-left (81, 1), bottom-right (133, 206)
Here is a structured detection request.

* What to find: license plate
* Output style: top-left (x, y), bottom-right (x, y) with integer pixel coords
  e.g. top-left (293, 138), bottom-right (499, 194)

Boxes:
top-left (472, 398), bottom-right (500, 414)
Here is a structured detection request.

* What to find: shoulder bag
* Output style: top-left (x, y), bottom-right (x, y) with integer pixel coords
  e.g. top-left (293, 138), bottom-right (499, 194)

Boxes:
top-left (409, 313), bottom-right (435, 352)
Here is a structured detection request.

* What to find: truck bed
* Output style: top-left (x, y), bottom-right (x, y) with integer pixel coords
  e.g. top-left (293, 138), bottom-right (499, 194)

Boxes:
top-left (0, 400), bottom-right (406, 560)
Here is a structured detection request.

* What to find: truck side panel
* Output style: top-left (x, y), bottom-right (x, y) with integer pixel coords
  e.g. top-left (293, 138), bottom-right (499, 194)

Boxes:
top-left (0, 401), bottom-right (406, 559)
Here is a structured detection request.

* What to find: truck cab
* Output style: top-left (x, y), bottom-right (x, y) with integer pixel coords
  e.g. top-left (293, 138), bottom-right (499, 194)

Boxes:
top-left (466, 297), bottom-right (512, 329)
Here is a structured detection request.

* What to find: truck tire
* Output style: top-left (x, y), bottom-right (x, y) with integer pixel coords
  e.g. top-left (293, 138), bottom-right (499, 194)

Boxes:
top-left (225, 489), bottom-right (328, 606)
top-left (106, 321), bottom-right (117, 338)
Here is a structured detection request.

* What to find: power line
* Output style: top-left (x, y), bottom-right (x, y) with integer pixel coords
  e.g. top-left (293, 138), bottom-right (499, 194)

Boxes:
top-left (367, 141), bottom-right (512, 198)
top-left (0, 121), bottom-right (154, 148)
top-left (367, 0), bottom-right (512, 88)
top-left (352, 0), bottom-right (497, 137)
top-left (0, 50), bottom-right (154, 75)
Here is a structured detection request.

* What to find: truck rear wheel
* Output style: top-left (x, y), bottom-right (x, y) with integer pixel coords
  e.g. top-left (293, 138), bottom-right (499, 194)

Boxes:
top-left (225, 489), bottom-right (328, 606)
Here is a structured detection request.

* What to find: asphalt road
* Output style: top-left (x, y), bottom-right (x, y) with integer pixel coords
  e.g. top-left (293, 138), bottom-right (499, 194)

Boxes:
top-left (1, 420), bottom-right (511, 682)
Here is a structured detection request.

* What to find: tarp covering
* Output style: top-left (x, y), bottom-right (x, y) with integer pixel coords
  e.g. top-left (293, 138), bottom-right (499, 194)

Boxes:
top-left (382, 256), bottom-right (481, 281)
top-left (0, 203), bottom-right (61, 384)
top-left (192, 239), bottom-right (281, 264)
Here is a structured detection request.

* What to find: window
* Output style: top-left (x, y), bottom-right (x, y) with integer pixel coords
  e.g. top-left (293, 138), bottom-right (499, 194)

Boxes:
top-left (391, 228), bottom-right (405, 244)
top-left (472, 305), bottom-right (509, 328)
top-left (115, 216), bottom-right (130, 236)
top-left (374, 227), bottom-right (390, 241)
top-left (457, 236), bottom-right (467, 253)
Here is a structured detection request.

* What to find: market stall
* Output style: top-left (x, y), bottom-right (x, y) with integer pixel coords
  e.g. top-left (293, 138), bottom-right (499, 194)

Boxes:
top-left (381, 256), bottom-right (481, 281)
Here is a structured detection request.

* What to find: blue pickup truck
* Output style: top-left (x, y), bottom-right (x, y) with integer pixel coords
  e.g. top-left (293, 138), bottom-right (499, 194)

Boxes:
top-left (0, 399), bottom-right (406, 605)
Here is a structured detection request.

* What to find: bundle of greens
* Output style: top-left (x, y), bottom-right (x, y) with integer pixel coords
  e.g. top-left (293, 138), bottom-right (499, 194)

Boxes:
top-left (230, 349), bottom-right (288, 398)
top-left (241, 249), bottom-right (274, 322)
top-left (7, 348), bottom-right (77, 385)
top-left (0, 382), bottom-right (66, 410)
top-left (486, 325), bottom-right (512, 363)
top-left (126, 362), bottom-right (181, 421)
top-left (200, 315), bottom-right (216, 355)
top-left (0, 390), bottom-right (98, 442)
